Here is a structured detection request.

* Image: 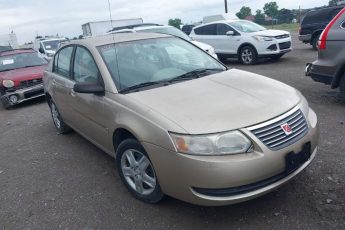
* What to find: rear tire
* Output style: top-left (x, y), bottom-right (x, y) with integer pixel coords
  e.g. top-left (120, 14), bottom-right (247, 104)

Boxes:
top-left (116, 139), bottom-right (164, 204)
top-left (239, 46), bottom-right (257, 65)
top-left (49, 100), bottom-right (72, 134)
top-left (311, 34), bottom-right (320, 50)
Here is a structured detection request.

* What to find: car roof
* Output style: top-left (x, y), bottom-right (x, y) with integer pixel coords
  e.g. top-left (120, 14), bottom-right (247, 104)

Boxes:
top-left (193, 19), bottom-right (242, 28)
top-left (62, 33), bottom-right (172, 48)
top-left (109, 23), bottom-right (161, 32)
top-left (0, 48), bottom-right (36, 57)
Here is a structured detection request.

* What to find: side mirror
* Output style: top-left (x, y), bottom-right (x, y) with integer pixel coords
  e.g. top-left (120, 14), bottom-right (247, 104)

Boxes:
top-left (73, 82), bottom-right (104, 94)
top-left (226, 31), bottom-right (234, 36)
top-left (39, 47), bottom-right (45, 54)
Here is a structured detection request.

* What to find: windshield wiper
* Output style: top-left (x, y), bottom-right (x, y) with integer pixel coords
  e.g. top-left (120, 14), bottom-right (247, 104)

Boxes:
top-left (120, 81), bottom-right (166, 93)
top-left (169, 68), bottom-right (225, 82)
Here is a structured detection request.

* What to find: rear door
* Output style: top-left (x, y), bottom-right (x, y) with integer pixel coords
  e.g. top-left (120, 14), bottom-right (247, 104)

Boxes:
top-left (190, 24), bottom-right (218, 48)
top-left (69, 46), bottom-right (108, 147)
top-left (50, 46), bottom-right (75, 123)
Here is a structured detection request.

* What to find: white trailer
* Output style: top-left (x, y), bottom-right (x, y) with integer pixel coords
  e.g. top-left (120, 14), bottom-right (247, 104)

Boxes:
top-left (82, 18), bottom-right (143, 37)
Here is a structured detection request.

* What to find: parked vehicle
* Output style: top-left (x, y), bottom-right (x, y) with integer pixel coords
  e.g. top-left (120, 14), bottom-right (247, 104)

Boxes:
top-left (306, 7), bottom-right (345, 96)
top-left (299, 5), bottom-right (344, 50)
top-left (108, 24), bottom-right (218, 59)
top-left (181, 24), bottom-right (195, 35)
top-left (190, 20), bottom-right (292, 64)
top-left (82, 18), bottom-right (143, 37)
top-left (44, 33), bottom-right (318, 206)
top-left (0, 49), bottom-right (48, 109)
top-left (34, 37), bottom-right (67, 60)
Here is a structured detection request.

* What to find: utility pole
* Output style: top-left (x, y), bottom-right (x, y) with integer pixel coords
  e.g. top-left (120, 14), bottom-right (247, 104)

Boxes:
top-left (224, 0), bottom-right (228, 13)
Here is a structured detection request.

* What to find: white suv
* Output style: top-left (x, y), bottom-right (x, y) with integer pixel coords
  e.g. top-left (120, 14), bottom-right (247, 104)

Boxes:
top-left (190, 20), bottom-right (292, 65)
top-left (108, 24), bottom-right (218, 59)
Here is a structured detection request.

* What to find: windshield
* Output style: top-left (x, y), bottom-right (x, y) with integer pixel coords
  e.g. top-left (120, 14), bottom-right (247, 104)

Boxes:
top-left (229, 20), bottom-right (267, 33)
top-left (42, 39), bottom-right (65, 51)
top-left (0, 52), bottom-right (47, 72)
top-left (139, 27), bottom-right (191, 41)
top-left (98, 37), bottom-right (225, 92)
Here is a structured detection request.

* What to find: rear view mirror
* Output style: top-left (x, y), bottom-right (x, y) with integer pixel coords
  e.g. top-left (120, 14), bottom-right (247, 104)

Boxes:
top-left (73, 82), bottom-right (104, 94)
top-left (226, 31), bottom-right (234, 36)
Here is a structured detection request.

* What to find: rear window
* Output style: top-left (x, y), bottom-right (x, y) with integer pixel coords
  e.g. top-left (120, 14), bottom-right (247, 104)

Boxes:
top-left (194, 24), bottom-right (216, 35)
top-left (342, 20), bottom-right (345, 29)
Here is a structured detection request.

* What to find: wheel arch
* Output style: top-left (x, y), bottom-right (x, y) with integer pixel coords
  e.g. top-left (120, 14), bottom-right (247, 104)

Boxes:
top-left (310, 30), bottom-right (323, 43)
top-left (237, 43), bottom-right (258, 56)
top-left (113, 127), bottom-right (140, 157)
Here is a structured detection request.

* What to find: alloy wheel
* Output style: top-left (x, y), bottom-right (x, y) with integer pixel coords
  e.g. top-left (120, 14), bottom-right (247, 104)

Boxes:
top-left (241, 48), bottom-right (253, 64)
top-left (51, 103), bottom-right (61, 129)
top-left (120, 149), bottom-right (156, 195)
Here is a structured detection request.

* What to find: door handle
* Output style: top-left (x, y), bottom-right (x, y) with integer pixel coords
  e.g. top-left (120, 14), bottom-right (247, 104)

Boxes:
top-left (70, 88), bottom-right (76, 97)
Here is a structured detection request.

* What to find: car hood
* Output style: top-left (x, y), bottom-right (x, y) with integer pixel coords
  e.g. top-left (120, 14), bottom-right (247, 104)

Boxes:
top-left (127, 69), bottom-right (301, 134)
top-left (191, 40), bottom-right (213, 51)
top-left (0, 65), bottom-right (47, 82)
top-left (249, 29), bottom-right (289, 37)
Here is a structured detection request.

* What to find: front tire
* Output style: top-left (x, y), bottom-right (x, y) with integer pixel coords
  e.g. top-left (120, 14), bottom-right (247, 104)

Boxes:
top-left (239, 46), bottom-right (257, 65)
top-left (116, 139), bottom-right (164, 203)
top-left (49, 100), bottom-right (72, 134)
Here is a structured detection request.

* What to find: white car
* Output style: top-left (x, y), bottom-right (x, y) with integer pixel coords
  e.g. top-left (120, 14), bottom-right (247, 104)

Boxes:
top-left (108, 24), bottom-right (218, 59)
top-left (190, 20), bottom-right (292, 64)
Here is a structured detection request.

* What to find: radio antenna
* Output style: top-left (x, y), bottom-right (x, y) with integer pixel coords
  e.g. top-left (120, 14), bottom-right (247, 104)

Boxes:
top-left (107, 0), bottom-right (114, 29)
top-left (107, 0), bottom-right (121, 91)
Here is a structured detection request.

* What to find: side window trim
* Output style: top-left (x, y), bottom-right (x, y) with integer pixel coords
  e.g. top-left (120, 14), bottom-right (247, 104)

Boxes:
top-left (72, 45), bottom-right (104, 86)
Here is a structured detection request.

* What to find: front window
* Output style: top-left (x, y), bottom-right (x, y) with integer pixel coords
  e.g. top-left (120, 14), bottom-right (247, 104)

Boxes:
top-left (0, 52), bottom-right (47, 72)
top-left (98, 37), bottom-right (225, 92)
top-left (139, 27), bottom-right (191, 41)
top-left (42, 39), bottom-right (65, 51)
top-left (229, 21), bottom-right (266, 33)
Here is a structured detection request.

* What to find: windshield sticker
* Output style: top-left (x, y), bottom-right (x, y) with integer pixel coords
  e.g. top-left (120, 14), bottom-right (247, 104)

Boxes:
top-left (2, 59), bottom-right (14, 65)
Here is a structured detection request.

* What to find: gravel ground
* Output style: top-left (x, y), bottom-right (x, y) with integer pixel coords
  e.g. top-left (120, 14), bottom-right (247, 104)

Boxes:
top-left (0, 34), bottom-right (344, 229)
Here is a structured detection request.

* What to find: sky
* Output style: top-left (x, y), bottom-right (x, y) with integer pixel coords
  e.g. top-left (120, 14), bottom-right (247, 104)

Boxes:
top-left (0, 0), bottom-right (329, 44)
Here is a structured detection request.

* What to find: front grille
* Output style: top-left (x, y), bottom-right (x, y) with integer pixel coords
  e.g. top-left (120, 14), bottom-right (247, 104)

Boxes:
top-left (20, 78), bottom-right (43, 88)
top-left (279, 42), bottom-right (291, 50)
top-left (250, 109), bottom-right (308, 150)
top-left (275, 34), bottom-right (290, 39)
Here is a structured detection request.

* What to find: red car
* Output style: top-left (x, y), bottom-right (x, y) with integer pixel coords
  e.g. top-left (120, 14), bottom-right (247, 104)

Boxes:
top-left (0, 49), bottom-right (48, 109)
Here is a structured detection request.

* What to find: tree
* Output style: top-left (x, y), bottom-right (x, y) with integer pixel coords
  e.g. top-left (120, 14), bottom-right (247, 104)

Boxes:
top-left (254, 10), bottom-right (265, 24)
top-left (236, 6), bottom-right (252, 19)
top-left (168, 18), bottom-right (182, 29)
top-left (277, 8), bottom-right (294, 24)
top-left (263, 1), bottom-right (279, 19)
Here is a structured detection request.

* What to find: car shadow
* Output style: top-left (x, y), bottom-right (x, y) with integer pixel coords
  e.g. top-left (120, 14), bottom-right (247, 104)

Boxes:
top-left (0, 96), bottom-right (46, 111)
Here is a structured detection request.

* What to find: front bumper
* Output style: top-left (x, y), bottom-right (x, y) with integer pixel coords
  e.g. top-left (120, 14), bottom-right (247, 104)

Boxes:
top-left (257, 38), bottom-right (292, 57)
top-left (143, 107), bottom-right (319, 206)
top-left (1, 84), bottom-right (45, 106)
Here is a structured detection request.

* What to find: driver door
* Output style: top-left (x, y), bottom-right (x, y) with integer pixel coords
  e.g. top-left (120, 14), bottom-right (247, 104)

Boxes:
top-left (214, 23), bottom-right (240, 55)
top-left (69, 46), bottom-right (109, 148)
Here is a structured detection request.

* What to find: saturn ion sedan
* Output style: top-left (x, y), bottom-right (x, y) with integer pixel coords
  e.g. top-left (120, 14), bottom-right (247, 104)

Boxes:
top-left (43, 33), bottom-right (319, 206)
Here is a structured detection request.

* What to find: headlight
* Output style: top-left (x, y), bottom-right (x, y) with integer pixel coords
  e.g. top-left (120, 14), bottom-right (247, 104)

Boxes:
top-left (2, 80), bottom-right (14, 88)
top-left (170, 131), bottom-right (253, 155)
top-left (253, 36), bottom-right (273, 42)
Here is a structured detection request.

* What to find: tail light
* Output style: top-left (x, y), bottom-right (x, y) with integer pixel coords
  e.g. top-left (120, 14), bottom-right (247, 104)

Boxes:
top-left (319, 7), bottom-right (345, 50)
